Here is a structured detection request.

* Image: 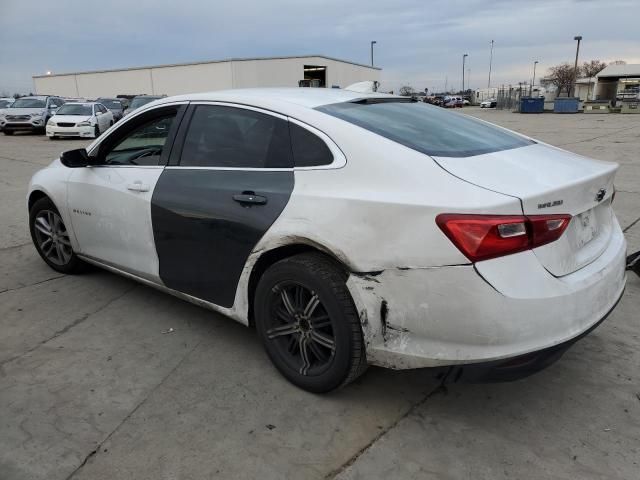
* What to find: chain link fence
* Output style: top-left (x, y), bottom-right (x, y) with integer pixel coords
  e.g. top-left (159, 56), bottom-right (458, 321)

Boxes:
top-left (496, 85), bottom-right (530, 111)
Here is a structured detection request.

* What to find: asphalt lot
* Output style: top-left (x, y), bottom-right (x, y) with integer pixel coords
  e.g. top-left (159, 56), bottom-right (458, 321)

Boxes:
top-left (1, 109), bottom-right (639, 480)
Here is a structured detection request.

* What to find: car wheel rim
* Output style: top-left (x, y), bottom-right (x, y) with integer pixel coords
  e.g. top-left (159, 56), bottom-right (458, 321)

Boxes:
top-left (34, 210), bottom-right (72, 266)
top-left (266, 282), bottom-right (336, 376)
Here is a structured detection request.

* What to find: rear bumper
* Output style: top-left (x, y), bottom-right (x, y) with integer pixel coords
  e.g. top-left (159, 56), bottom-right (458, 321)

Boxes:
top-left (347, 218), bottom-right (627, 370)
top-left (443, 286), bottom-right (624, 383)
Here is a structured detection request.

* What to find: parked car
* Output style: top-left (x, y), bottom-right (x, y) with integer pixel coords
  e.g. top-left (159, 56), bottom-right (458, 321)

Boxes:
top-left (27, 89), bottom-right (626, 392)
top-left (0, 97), bottom-right (15, 131)
top-left (481, 98), bottom-right (497, 108)
top-left (123, 94), bottom-right (165, 117)
top-left (96, 98), bottom-right (126, 121)
top-left (46, 102), bottom-right (114, 139)
top-left (0, 95), bottom-right (65, 135)
top-left (443, 96), bottom-right (463, 108)
top-left (0, 97), bottom-right (14, 108)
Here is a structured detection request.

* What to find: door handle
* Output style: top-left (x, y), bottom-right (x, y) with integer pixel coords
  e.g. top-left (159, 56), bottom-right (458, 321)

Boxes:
top-left (232, 192), bottom-right (267, 206)
top-left (127, 182), bottom-right (150, 192)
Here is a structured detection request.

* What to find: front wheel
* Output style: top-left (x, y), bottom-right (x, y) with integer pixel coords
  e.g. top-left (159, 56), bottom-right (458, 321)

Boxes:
top-left (29, 197), bottom-right (86, 273)
top-left (3, 130), bottom-right (14, 135)
top-left (93, 124), bottom-right (100, 138)
top-left (254, 253), bottom-right (367, 393)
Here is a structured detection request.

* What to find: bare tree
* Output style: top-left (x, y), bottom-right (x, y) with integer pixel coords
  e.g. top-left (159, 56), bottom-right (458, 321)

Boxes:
top-left (546, 63), bottom-right (575, 97)
top-left (398, 86), bottom-right (415, 97)
top-left (581, 60), bottom-right (607, 78)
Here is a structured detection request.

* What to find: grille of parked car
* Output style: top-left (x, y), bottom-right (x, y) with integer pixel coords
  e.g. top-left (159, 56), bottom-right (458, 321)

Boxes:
top-left (6, 115), bottom-right (31, 121)
top-left (57, 122), bottom-right (76, 128)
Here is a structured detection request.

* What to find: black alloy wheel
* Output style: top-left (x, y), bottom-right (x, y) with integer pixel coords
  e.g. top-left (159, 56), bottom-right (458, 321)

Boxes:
top-left (255, 253), bottom-right (367, 393)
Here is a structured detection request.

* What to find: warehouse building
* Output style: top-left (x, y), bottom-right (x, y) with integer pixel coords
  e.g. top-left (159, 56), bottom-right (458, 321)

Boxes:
top-left (33, 55), bottom-right (381, 98)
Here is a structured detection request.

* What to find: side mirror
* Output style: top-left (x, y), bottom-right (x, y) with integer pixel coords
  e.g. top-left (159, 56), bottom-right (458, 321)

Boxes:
top-left (60, 148), bottom-right (91, 168)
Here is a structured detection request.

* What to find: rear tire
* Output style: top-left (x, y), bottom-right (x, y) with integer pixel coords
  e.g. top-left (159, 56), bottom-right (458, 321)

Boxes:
top-left (29, 196), bottom-right (86, 274)
top-left (254, 253), bottom-right (367, 393)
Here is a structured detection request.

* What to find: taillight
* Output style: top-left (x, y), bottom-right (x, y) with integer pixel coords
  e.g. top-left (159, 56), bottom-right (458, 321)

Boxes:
top-left (436, 213), bottom-right (571, 262)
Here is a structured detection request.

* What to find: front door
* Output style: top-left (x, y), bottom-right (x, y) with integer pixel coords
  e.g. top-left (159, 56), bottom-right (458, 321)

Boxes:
top-left (151, 104), bottom-right (295, 307)
top-left (67, 105), bottom-right (184, 281)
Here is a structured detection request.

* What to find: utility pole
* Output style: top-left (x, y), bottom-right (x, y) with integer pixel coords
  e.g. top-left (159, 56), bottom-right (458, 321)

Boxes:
top-left (488, 40), bottom-right (494, 89)
top-left (530, 60), bottom-right (538, 96)
top-left (462, 54), bottom-right (468, 93)
top-left (370, 41), bottom-right (377, 67)
top-left (570, 36), bottom-right (582, 97)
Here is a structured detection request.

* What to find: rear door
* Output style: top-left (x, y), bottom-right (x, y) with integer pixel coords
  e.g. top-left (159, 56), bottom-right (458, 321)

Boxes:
top-left (67, 104), bottom-right (186, 281)
top-left (151, 103), bottom-right (295, 307)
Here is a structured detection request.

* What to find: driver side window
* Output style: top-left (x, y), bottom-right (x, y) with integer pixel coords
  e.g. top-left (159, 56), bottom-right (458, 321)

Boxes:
top-left (104, 114), bottom-right (176, 166)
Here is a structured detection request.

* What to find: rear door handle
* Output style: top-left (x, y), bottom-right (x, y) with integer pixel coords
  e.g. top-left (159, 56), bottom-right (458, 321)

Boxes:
top-left (127, 182), bottom-right (150, 192)
top-left (232, 192), bottom-right (267, 206)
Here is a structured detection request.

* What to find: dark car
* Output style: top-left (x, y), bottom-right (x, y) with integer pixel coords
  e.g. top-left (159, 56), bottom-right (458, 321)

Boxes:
top-left (123, 95), bottom-right (166, 117)
top-left (96, 98), bottom-right (126, 121)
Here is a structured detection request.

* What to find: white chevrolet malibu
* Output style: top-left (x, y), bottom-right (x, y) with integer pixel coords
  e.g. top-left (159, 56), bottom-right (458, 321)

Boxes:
top-left (46, 102), bottom-right (114, 139)
top-left (27, 88), bottom-right (626, 392)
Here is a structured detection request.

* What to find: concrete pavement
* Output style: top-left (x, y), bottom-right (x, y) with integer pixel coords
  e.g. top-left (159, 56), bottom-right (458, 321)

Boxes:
top-left (0, 110), bottom-right (639, 479)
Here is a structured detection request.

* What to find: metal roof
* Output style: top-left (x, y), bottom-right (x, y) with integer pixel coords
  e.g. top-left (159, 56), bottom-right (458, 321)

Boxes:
top-left (596, 64), bottom-right (640, 78)
top-left (33, 55), bottom-right (381, 78)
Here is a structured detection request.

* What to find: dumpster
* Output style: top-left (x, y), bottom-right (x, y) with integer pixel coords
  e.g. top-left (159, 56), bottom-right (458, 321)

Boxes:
top-left (621, 101), bottom-right (640, 114)
top-left (554, 97), bottom-right (580, 113)
top-left (520, 97), bottom-right (544, 113)
top-left (584, 100), bottom-right (610, 114)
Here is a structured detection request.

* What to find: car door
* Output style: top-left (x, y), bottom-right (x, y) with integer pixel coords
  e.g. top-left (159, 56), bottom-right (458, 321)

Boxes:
top-left (150, 103), bottom-right (295, 307)
top-left (95, 104), bottom-right (108, 131)
top-left (67, 103), bottom-right (186, 281)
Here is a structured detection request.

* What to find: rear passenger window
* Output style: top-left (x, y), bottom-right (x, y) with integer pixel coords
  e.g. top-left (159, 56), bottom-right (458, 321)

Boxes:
top-left (180, 105), bottom-right (293, 168)
top-left (289, 122), bottom-right (333, 167)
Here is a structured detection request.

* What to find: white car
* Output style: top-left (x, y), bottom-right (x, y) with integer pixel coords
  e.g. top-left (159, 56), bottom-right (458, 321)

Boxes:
top-left (46, 102), bottom-right (114, 139)
top-left (481, 98), bottom-right (497, 108)
top-left (27, 89), bottom-right (626, 392)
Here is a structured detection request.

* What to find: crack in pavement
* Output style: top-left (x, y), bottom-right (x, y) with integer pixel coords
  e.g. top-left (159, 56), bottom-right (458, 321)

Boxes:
top-left (557, 124), bottom-right (640, 147)
top-left (65, 337), bottom-right (204, 480)
top-left (325, 382), bottom-right (449, 479)
top-left (0, 242), bottom-right (31, 252)
top-left (0, 285), bottom-right (137, 367)
top-left (0, 154), bottom-right (47, 167)
top-left (623, 216), bottom-right (640, 233)
top-left (0, 274), bottom-right (65, 295)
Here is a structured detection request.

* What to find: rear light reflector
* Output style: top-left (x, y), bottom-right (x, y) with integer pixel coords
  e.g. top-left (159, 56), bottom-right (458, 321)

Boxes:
top-left (436, 213), bottom-right (571, 262)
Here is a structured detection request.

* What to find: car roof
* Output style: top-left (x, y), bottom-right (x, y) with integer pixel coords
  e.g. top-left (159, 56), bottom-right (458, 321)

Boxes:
top-left (155, 88), bottom-right (400, 110)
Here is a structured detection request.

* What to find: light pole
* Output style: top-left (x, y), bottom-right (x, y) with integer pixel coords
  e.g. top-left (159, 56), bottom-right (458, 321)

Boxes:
top-left (462, 54), bottom-right (468, 93)
top-left (488, 40), bottom-right (494, 89)
top-left (570, 36), bottom-right (582, 97)
top-left (530, 60), bottom-right (538, 96)
top-left (370, 41), bottom-right (377, 67)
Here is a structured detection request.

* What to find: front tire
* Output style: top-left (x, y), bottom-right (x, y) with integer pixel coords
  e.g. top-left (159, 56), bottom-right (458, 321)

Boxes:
top-left (29, 197), bottom-right (86, 274)
top-left (3, 130), bottom-right (14, 135)
top-left (254, 253), bottom-right (367, 393)
top-left (94, 124), bottom-right (100, 138)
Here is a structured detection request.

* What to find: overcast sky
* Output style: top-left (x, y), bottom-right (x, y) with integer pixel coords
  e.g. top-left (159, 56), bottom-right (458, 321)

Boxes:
top-left (1, 0), bottom-right (638, 95)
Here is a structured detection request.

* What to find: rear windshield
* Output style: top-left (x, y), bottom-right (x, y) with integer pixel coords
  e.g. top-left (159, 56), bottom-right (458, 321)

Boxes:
top-left (316, 100), bottom-right (533, 157)
top-left (98, 99), bottom-right (122, 109)
top-left (129, 97), bottom-right (161, 110)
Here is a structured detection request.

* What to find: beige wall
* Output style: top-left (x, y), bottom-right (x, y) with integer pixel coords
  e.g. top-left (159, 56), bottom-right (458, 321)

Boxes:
top-left (34, 58), bottom-right (380, 97)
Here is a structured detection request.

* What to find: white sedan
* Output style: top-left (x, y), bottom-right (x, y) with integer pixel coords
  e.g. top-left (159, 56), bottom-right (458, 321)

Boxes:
top-left (27, 89), bottom-right (626, 392)
top-left (46, 102), bottom-right (114, 139)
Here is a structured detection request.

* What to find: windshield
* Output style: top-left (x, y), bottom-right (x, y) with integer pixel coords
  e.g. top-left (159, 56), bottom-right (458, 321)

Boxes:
top-left (12, 98), bottom-right (46, 108)
top-left (129, 97), bottom-right (160, 110)
top-left (317, 100), bottom-right (533, 157)
top-left (56, 104), bottom-right (93, 116)
top-left (97, 99), bottom-right (122, 109)
top-left (0, 100), bottom-right (13, 108)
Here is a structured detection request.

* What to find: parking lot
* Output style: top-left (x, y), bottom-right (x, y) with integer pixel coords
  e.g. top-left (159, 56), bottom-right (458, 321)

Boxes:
top-left (1, 109), bottom-right (639, 479)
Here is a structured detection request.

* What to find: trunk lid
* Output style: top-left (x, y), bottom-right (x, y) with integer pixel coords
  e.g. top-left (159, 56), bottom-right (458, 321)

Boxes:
top-left (433, 143), bottom-right (618, 276)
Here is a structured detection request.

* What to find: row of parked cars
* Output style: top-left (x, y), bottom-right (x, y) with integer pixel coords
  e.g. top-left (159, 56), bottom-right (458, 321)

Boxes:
top-left (0, 94), bottom-right (165, 139)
